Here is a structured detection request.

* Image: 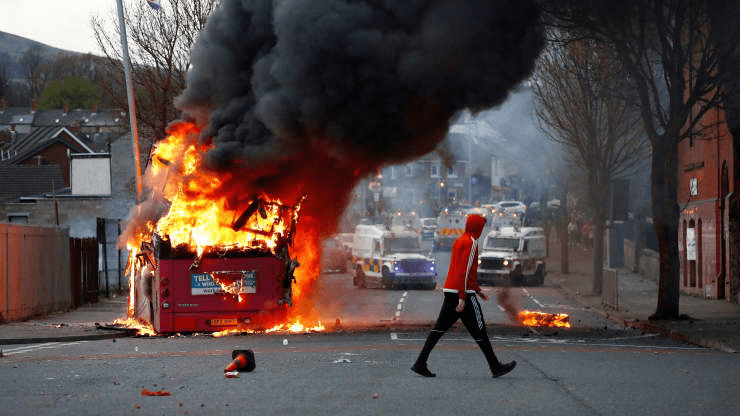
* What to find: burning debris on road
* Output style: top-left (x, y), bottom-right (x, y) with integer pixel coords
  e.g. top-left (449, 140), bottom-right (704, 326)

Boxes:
top-left (497, 287), bottom-right (571, 328)
top-left (518, 310), bottom-right (571, 328)
top-left (118, 0), bottom-right (545, 335)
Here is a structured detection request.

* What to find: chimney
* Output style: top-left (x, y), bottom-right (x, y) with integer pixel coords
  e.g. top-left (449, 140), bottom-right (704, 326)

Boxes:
top-left (91, 102), bottom-right (98, 113)
top-left (63, 101), bottom-right (69, 113)
top-left (0, 98), bottom-right (6, 111)
top-left (31, 99), bottom-right (37, 112)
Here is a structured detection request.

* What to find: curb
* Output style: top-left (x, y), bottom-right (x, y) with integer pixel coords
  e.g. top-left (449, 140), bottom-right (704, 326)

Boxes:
top-left (618, 319), bottom-right (738, 354)
top-left (0, 329), bottom-right (136, 346)
top-left (554, 283), bottom-right (738, 354)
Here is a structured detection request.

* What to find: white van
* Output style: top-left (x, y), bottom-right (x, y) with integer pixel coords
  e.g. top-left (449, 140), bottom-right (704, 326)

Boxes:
top-left (477, 226), bottom-right (547, 286)
top-left (351, 224), bottom-right (437, 290)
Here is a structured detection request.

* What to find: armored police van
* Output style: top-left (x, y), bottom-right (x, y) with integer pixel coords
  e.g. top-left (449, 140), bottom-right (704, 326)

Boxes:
top-left (433, 209), bottom-right (466, 251)
top-left (351, 224), bottom-right (437, 290)
top-left (477, 226), bottom-right (547, 286)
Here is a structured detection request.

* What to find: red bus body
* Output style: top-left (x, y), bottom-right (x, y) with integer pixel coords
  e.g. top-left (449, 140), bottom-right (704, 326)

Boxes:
top-left (152, 254), bottom-right (289, 333)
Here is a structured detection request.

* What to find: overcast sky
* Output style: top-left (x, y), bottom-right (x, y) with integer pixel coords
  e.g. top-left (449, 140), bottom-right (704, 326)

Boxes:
top-left (0, 0), bottom-right (121, 55)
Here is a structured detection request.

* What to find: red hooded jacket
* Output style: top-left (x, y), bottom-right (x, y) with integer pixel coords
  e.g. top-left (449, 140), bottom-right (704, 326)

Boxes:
top-left (443, 214), bottom-right (486, 300)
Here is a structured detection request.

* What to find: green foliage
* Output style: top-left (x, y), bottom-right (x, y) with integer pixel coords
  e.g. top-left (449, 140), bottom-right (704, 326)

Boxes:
top-left (37, 77), bottom-right (102, 110)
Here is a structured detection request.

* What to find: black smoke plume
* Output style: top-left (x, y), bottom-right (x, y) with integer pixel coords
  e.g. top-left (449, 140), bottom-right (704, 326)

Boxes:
top-left (173, 0), bottom-right (544, 236)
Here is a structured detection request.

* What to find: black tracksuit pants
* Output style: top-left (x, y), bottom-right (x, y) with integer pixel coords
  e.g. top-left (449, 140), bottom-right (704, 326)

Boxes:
top-left (414, 292), bottom-right (502, 372)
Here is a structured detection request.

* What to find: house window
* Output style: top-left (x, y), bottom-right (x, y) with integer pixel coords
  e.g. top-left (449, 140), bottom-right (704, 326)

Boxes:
top-left (8, 213), bottom-right (29, 224)
top-left (405, 164), bottom-right (414, 177)
top-left (447, 165), bottom-right (457, 178)
top-left (431, 164), bottom-right (440, 178)
top-left (390, 166), bottom-right (397, 180)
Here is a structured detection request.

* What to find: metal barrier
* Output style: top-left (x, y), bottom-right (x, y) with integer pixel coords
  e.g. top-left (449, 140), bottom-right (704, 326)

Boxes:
top-left (602, 267), bottom-right (619, 311)
top-left (0, 224), bottom-right (72, 322)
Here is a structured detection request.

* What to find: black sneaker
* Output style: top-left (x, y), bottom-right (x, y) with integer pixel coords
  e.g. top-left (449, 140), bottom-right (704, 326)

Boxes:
top-left (492, 361), bottom-right (516, 378)
top-left (411, 363), bottom-right (436, 378)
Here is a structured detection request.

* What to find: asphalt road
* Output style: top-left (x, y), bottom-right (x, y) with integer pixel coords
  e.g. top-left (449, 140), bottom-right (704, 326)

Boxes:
top-left (1, 331), bottom-right (734, 416)
top-left (2, 240), bottom-right (738, 415)
top-left (312, 240), bottom-right (622, 331)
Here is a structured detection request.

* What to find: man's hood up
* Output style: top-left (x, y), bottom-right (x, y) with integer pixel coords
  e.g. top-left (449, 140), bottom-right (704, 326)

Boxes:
top-left (465, 214), bottom-right (487, 239)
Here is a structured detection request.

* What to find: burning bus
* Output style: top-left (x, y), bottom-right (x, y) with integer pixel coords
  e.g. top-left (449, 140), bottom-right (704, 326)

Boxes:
top-left (134, 194), bottom-right (304, 334)
top-left (120, 122), bottom-right (320, 334)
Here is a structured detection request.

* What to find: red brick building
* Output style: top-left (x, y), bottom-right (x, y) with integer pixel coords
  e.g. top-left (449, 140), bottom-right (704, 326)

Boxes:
top-left (678, 104), bottom-right (739, 301)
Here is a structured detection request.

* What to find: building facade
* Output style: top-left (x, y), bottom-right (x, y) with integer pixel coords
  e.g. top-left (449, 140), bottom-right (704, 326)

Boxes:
top-left (677, 105), bottom-right (738, 301)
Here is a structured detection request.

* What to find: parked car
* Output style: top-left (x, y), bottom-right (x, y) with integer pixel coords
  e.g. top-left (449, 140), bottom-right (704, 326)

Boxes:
top-left (495, 200), bottom-right (527, 215)
top-left (321, 236), bottom-right (353, 273)
top-left (334, 233), bottom-right (354, 251)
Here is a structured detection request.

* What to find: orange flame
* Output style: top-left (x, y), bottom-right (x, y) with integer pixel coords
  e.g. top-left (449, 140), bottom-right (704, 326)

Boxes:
top-left (212, 320), bottom-right (326, 337)
top-left (517, 310), bottom-right (571, 328)
top-left (112, 317), bottom-right (157, 336)
top-left (121, 120), bottom-right (323, 333)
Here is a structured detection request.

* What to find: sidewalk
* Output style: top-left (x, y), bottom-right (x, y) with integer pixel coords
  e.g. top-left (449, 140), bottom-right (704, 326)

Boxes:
top-left (0, 296), bottom-right (133, 346)
top-left (551, 244), bottom-right (740, 353)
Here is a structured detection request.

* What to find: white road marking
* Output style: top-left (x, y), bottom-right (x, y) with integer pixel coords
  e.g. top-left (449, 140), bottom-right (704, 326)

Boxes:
top-left (1, 341), bottom-right (88, 355)
top-left (522, 287), bottom-right (544, 307)
top-left (388, 334), bottom-right (704, 350)
top-left (393, 292), bottom-right (408, 320)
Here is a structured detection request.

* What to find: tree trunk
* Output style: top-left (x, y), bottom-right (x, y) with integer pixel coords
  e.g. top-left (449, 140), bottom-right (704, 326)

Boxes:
top-left (651, 137), bottom-right (681, 319)
top-left (590, 174), bottom-right (608, 295)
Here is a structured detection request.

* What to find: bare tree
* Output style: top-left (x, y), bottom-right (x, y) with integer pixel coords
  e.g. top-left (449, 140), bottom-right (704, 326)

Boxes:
top-left (92, 0), bottom-right (219, 155)
top-left (20, 45), bottom-right (52, 100)
top-left (532, 36), bottom-right (650, 295)
top-left (541, 0), bottom-right (740, 318)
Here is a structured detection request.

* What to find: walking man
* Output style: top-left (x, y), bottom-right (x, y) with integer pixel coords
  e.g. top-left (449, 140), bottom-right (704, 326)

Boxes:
top-left (411, 213), bottom-right (516, 378)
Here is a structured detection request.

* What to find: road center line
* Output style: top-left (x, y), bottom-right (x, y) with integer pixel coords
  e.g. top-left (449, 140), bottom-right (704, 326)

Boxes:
top-left (522, 287), bottom-right (544, 307)
top-left (393, 292), bottom-right (408, 320)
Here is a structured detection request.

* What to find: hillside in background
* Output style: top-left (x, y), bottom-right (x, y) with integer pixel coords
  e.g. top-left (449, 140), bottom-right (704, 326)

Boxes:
top-left (0, 31), bottom-right (83, 77)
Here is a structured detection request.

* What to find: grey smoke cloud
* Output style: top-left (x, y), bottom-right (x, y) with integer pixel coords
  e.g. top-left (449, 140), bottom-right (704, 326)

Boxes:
top-left (174, 0), bottom-right (544, 235)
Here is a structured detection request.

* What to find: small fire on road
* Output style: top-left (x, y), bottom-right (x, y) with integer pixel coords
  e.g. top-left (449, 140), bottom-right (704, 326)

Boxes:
top-left (497, 287), bottom-right (571, 328)
top-left (517, 310), bottom-right (571, 328)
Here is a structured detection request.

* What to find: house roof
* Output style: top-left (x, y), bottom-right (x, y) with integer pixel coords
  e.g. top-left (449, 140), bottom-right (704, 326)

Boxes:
top-left (4, 126), bottom-right (94, 164)
top-left (0, 107), bottom-right (128, 129)
top-left (32, 108), bottom-right (128, 127)
top-left (0, 108), bottom-right (35, 125)
top-left (0, 164), bottom-right (67, 202)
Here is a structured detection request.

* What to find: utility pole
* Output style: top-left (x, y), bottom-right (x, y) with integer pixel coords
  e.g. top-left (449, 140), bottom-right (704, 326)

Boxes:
top-left (116, 0), bottom-right (143, 203)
